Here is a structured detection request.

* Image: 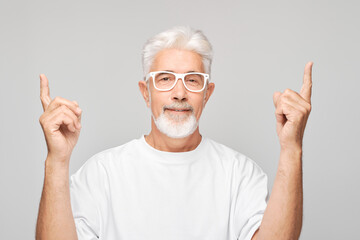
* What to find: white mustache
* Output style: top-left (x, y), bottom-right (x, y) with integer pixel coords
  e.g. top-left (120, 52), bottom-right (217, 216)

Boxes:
top-left (163, 102), bottom-right (194, 112)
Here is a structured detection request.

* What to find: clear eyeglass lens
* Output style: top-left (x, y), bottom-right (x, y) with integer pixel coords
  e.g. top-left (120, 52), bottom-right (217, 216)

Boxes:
top-left (154, 72), bottom-right (205, 91)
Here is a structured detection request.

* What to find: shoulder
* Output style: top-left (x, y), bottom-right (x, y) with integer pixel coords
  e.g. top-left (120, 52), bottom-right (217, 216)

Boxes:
top-left (71, 138), bottom-right (141, 178)
top-left (204, 137), bottom-right (266, 177)
top-left (205, 138), bottom-right (249, 159)
top-left (90, 138), bottom-right (139, 163)
top-left (204, 138), bottom-right (250, 163)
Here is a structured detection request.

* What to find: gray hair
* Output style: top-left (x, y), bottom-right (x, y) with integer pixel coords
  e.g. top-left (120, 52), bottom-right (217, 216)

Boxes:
top-left (142, 26), bottom-right (213, 78)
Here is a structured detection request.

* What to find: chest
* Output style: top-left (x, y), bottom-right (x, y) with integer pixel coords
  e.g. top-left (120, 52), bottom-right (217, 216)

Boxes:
top-left (101, 160), bottom-right (234, 239)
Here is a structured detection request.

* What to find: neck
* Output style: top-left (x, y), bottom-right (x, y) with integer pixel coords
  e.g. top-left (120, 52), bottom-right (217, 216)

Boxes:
top-left (145, 119), bottom-right (202, 152)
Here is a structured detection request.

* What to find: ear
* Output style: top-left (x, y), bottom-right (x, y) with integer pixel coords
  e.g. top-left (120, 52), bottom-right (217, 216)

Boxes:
top-left (203, 82), bottom-right (215, 107)
top-left (138, 81), bottom-right (150, 107)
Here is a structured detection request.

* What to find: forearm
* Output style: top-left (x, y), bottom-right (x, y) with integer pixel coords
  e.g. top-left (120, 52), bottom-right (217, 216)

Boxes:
top-left (36, 157), bottom-right (78, 240)
top-left (255, 148), bottom-right (303, 240)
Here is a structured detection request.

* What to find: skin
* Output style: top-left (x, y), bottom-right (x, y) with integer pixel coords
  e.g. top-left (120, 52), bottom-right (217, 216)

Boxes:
top-left (252, 61), bottom-right (313, 240)
top-left (36, 74), bottom-right (81, 240)
top-left (138, 49), bottom-right (215, 152)
top-left (35, 46), bottom-right (313, 240)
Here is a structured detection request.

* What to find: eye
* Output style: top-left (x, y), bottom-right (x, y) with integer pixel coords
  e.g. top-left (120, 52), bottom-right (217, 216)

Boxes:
top-left (185, 75), bottom-right (202, 84)
top-left (155, 73), bottom-right (174, 82)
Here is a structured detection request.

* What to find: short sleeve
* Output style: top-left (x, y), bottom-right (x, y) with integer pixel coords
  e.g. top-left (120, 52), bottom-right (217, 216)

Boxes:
top-left (70, 157), bottom-right (106, 239)
top-left (232, 155), bottom-right (269, 240)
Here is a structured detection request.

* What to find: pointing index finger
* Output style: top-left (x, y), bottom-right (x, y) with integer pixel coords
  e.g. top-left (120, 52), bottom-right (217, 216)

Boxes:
top-left (40, 74), bottom-right (52, 111)
top-left (300, 61), bottom-right (313, 103)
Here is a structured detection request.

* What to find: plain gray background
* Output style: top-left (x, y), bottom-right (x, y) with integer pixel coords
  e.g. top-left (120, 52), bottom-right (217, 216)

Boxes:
top-left (1, 0), bottom-right (359, 239)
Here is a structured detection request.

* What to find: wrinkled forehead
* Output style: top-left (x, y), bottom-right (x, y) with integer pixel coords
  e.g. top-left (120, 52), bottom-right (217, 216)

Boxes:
top-left (150, 49), bottom-right (205, 73)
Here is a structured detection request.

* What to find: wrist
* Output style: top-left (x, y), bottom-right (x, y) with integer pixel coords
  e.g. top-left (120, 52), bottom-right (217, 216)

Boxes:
top-left (280, 146), bottom-right (303, 155)
top-left (278, 147), bottom-right (303, 174)
top-left (46, 153), bottom-right (71, 165)
top-left (44, 159), bottom-right (70, 187)
top-left (279, 135), bottom-right (303, 152)
top-left (45, 155), bottom-right (70, 175)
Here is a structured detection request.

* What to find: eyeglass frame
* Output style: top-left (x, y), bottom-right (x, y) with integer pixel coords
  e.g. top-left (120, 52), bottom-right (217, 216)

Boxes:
top-left (145, 71), bottom-right (210, 92)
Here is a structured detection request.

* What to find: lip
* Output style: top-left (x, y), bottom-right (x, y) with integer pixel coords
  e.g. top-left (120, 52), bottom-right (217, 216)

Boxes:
top-left (165, 108), bottom-right (191, 113)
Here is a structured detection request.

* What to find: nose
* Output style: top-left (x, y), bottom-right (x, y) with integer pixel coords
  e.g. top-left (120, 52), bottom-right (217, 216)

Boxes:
top-left (171, 77), bottom-right (188, 101)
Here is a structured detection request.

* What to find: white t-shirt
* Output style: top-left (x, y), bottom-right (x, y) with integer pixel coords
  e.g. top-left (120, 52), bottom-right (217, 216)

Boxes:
top-left (70, 135), bottom-right (268, 240)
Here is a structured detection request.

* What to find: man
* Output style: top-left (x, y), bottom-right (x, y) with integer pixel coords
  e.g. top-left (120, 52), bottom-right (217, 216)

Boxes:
top-left (36, 26), bottom-right (313, 240)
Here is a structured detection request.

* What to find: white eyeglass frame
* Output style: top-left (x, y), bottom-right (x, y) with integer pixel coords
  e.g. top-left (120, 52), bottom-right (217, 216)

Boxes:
top-left (145, 71), bottom-right (209, 92)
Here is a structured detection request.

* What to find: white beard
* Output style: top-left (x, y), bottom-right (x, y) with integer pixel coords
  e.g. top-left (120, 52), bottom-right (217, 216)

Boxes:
top-left (152, 105), bottom-right (198, 139)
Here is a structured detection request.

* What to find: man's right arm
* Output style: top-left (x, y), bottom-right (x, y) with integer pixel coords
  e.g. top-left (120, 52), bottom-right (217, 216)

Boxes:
top-left (36, 157), bottom-right (78, 240)
top-left (36, 74), bottom-right (82, 240)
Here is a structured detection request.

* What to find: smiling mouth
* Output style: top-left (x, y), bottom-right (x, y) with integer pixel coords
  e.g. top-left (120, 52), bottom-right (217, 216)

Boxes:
top-left (165, 108), bottom-right (191, 112)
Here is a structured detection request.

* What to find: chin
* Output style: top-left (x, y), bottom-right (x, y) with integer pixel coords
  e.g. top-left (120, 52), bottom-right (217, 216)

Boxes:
top-left (153, 112), bottom-right (198, 139)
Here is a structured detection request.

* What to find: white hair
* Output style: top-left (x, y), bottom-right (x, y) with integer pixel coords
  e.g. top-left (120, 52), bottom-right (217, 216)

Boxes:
top-left (142, 26), bottom-right (213, 78)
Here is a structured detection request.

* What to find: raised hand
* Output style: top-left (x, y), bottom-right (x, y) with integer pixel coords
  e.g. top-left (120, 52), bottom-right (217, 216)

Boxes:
top-left (39, 74), bottom-right (82, 163)
top-left (273, 62), bottom-right (313, 150)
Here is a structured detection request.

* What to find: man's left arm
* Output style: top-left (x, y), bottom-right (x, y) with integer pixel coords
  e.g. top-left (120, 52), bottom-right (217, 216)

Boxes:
top-left (252, 62), bottom-right (313, 240)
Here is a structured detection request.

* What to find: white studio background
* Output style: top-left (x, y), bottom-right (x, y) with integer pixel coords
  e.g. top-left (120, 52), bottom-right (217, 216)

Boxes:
top-left (0, 0), bottom-right (359, 239)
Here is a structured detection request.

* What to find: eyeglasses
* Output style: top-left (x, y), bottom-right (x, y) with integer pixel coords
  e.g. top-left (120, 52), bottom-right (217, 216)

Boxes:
top-left (145, 71), bottom-right (209, 92)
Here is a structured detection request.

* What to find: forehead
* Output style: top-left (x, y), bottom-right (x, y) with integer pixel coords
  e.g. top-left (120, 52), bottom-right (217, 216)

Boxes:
top-left (150, 49), bottom-right (204, 73)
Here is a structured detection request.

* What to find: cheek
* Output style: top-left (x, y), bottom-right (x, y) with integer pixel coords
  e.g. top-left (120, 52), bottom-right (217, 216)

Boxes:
top-left (149, 92), bottom-right (167, 115)
top-left (193, 96), bottom-right (206, 118)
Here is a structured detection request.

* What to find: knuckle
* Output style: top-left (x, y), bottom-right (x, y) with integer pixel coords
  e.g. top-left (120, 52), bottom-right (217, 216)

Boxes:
top-left (60, 105), bottom-right (68, 111)
top-left (279, 94), bottom-right (287, 102)
top-left (282, 103), bottom-right (289, 111)
top-left (39, 114), bottom-right (48, 125)
top-left (301, 103), bottom-right (311, 114)
top-left (40, 120), bottom-right (48, 129)
top-left (307, 103), bottom-right (312, 112)
top-left (54, 96), bottom-right (62, 102)
top-left (284, 88), bottom-right (292, 94)
top-left (299, 106), bottom-right (307, 115)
